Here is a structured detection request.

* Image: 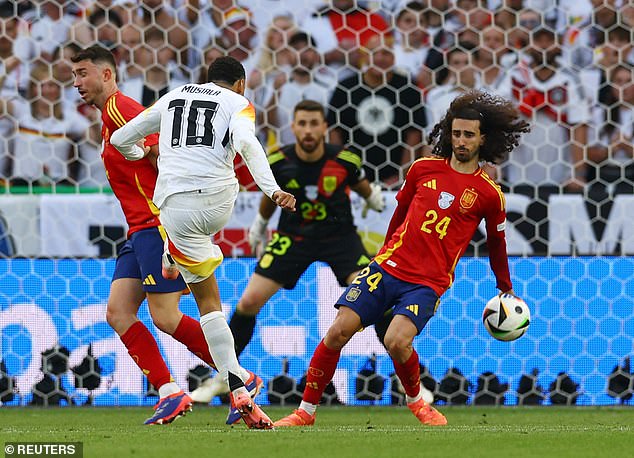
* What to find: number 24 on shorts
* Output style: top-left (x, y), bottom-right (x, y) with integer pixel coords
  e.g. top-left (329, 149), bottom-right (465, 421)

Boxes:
top-left (352, 267), bottom-right (383, 292)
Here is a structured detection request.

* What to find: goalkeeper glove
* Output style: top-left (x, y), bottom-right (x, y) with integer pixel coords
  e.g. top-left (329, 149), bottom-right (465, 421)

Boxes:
top-left (362, 183), bottom-right (385, 218)
top-left (248, 213), bottom-right (269, 256)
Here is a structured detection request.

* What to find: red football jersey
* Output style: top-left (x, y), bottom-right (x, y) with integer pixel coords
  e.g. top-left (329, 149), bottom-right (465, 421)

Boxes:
top-left (101, 91), bottom-right (160, 236)
top-left (376, 157), bottom-right (512, 296)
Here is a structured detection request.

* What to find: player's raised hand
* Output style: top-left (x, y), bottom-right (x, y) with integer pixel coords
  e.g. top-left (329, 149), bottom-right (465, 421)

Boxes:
top-left (272, 190), bottom-right (296, 212)
top-left (248, 214), bottom-right (269, 256)
top-left (362, 183), bottom-right (385, 218)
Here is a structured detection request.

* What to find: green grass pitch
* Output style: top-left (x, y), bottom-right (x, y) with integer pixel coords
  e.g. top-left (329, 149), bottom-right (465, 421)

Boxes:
top-left (2, 406), bottom-right (633, 458)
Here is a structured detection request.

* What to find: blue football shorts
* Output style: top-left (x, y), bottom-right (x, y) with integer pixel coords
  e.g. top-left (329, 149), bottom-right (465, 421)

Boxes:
top-left (336, 262), bottom-right (439, 334)
top-left (112, 227), bottom-right (187, 293)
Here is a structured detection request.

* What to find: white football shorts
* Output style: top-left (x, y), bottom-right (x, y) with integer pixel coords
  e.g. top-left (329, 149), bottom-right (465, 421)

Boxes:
top-left (159, 183), bottom-right (239, 284)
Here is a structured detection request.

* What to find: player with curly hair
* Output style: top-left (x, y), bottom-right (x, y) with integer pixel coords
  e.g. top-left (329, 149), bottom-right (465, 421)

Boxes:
top-left (275, 90), bottom-right (530, 427)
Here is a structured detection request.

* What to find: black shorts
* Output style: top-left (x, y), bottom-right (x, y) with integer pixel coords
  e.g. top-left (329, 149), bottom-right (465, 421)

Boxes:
top-left (255, 231), bottom-right (371, 289)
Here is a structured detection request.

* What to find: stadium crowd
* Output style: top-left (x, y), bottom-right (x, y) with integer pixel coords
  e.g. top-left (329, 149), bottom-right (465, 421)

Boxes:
top-left (0, 0), bottom-right (633, 195)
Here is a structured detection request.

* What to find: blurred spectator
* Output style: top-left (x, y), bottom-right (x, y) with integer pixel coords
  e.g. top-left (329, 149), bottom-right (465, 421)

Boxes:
top-left (128, 0), bottom-right (189, 67)
top-left (414, 0), bottom-right (457, 90)
top-left (426, 45), bottom-right (479, 130)
top-left (218, 6), bottom-right (259, 73)
top-left (0, 3), bottom-right (28, 97)
top-left (1, 63), bottom-right (89, 186)
top-left (185, 0), bottom-right (240, 68)
top-left (300, 0), bottom-right (390, 78)
top-left (392, 2), bottom-right (432, 80)
top-left (475, 25), bottom-right (516, 92)
top-left (240, 0), bottom-right (320, 34)
top-left (119, 24), bottom-right (144, 80)
top-left (196, 44), bottom-right (224, 84)
top-left (561, 0), bottom-right (618, 70)
top-left (270, 31), bottom-right (336, 146)
top-left (119, 27), bottom-right (188, 107)
top-left (326, 34), bottom-right (425, 188)
top-left (451, 0), bottom-right (493, 32)
top-left (587, 63), bottom-right (634, 192)
top-left (494, 0), bottom-right (523, 31)
top-left (605, 25), bottom-right (634, 67)
top-left (197, 44), bottom-right (224, 84)
top-left (0, 3), bottom-right (26, 181)
top-left (51, 42), bottom-right (83, 109)
top-left (506, 8), bottom-right (541, 51)
top-left (13, 1), bottom-right (77, 62)
top-left (578, 26), bottom-right (630, 127)
top-left (248, 14), bottom-right (297, 141)
top-left (70, 7), bottom-right (123, 49)
top-left (622, 1), bottom-right (634, 28)
top-left (498, 27), bottom-right (590, 191)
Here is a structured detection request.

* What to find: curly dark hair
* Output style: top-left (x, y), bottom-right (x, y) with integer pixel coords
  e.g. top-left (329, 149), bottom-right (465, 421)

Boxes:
top-left (428, 90), bottom-right (531, 164)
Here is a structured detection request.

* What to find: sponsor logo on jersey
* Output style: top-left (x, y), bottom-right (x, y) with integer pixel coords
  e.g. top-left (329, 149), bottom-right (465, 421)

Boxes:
top-left (323, 176), bottom-right (337, 194)
top-left (460, 189), bottom-right (478, 209)
top-left (497, 219), bottom-right (506, 232)
top-left (286, 179), bottom-right (300, 189)
top-left (438, 191), bottom-right (455, 210)
top-left (305, 185), bottom-right (318, 201)
top-left (423, 179), bottom-right (437, 190)
top-left (346, 287), bottom-right (362, 302)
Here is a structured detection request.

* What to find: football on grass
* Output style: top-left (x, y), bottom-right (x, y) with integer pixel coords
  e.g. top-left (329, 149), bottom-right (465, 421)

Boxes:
top-left (483, 293), bottom-right (530, 341)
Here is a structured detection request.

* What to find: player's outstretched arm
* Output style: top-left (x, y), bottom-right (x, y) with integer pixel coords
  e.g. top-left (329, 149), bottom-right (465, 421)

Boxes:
top-left (272, 190), bottom-right (296, 212)
top-left (111, 107), bottom-right (161, 160)
top-left (230, 111), bottom-right (285, 200)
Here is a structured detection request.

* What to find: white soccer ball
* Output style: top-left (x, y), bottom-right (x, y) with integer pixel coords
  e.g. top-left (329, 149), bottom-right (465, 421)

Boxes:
top-left (483, 293), bottom-right (530, 341)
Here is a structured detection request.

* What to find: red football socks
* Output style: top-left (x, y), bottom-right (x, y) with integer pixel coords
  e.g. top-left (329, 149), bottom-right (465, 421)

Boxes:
top-left (120, 321), bottom-right (172, 389)
top-left (173, 314), bottom-right (216, 369)
top-left (303, 340), bottom-right (341, 405)
top-left (392, 350), bottom-right (421, 398)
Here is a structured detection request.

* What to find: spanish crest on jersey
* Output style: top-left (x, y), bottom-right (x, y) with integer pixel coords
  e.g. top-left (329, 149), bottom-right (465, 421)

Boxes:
top-left (323, 176), bottom-right (337, 194)
top-left (460, 189), bottom-right (478, 209)
top-left (438, 191), bottom-right (455, 210)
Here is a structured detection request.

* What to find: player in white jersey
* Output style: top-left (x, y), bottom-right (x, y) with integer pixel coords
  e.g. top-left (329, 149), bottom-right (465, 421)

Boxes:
top-left (111, 56), bottom-right (296, 429)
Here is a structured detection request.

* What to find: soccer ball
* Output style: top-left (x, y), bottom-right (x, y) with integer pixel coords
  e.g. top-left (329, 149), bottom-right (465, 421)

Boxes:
top-left (483, 293), bottom-right (530, 341)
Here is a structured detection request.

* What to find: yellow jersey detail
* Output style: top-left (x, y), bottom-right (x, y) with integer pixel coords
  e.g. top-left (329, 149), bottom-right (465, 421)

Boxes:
top-left (423, 179), bottom-right (437, 190)
top-left (406, 304), bottom-right (419, 316)
top-left (107, 97), bottom-right (126, 128)
top-left (286, 179), bottom-right (300, 189)
top-left (375, 221), bottom-right (409, 265)
top-left (268, 151), bottom-right (286, 165)
top-left (337, 150), bottom-right (362, 169)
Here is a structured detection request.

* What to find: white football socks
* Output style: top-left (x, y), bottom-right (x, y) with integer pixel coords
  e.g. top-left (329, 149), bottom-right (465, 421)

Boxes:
top-left (299, 401), bottom-right (317, 416)
top-left (199, 311), bottom-right (249, 390)
top-left (406, 391), bottom-right (423, 404)
top-left (158, 381), bottom-right (180, 398)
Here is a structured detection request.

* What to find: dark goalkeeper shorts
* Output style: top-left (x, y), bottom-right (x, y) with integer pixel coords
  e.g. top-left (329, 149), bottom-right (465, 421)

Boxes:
top-left (254, 231), bottom-right (371, 289)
